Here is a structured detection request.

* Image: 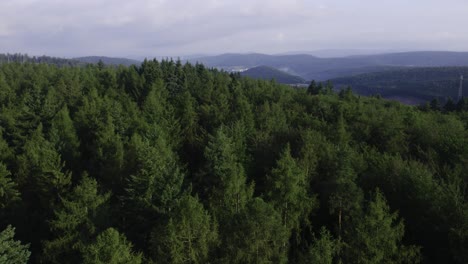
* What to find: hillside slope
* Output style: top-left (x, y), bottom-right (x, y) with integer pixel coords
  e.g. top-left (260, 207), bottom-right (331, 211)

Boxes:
top-left (331, 67), bottom-right (468, 104)
top-left (192, 51), bottom-right (468, 81)
top-left (240, 66), bottom-right (305, 84)
top-left (75, 56), bottom-right (141, 66)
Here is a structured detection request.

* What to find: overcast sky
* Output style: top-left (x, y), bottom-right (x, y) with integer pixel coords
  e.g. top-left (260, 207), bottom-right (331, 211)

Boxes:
top-left (1, 0), bottom-right (468, 58)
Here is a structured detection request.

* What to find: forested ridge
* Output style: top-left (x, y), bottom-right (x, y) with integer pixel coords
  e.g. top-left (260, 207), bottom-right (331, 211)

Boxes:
top-left (0, 60), bottom-right (467, 264)
top-left (331, 67), bottom-right (468, 103)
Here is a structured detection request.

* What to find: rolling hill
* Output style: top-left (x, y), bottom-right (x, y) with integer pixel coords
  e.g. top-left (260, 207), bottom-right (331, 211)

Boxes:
top-left (191, 51), bottom-right (468, 81)
top-left (74, 56), bottom-right (141, 66)
top-left (331, 67), bottom-right (468, 104)
top-left (240, 66), bottom-right (305, 84)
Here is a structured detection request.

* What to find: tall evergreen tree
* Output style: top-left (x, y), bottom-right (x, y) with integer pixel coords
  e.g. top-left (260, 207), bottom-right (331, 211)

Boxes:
top-left (266, 144), bottom-right (316, 231)
top-left (346, 189), bottom-right (420, 264)
top-left (221, 198), bottom-right (289, 264)
top-left (49, 106), bottom-right (80, 174)
top-left (16, 124), bottom-right (71, 208)
top-left (82, 228), bottom-right (142, 264)
top-left (150, 194), bottom-right (218, 264)
top-left (0, 163), bottom-right (19, 209)
top-left (202, 127), bottom-right (253, 217)
top-left (121, 133), bottom-right (184, 248)
top-left (43, 175), bottom-right (110, 264)
top-left (306, 227), bottom-right (338, 264)
top-left (0, 225), bottom-right (30, 264)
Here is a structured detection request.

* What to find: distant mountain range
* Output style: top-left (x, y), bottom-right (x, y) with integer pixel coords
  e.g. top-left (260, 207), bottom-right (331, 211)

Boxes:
top-left (0, 54), bottom-right (141, 67)
top-left (191, 51), bottom-right (468, 81)
top-left (240, 66), bottom-right (305, 84)
top-left (331, 67), bottom-right (468, 104)
top-left (74, 56), bottom-right (141, 66)
top-left (3, 52), bottom-right (468, 104)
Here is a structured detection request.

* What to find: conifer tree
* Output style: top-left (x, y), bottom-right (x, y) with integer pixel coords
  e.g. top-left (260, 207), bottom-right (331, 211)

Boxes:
top-left (346, 189), bottom-right (420, 264)
top-left (123, 133), bottom-right (183, 214)
top-left (43, 175), bottom-right (110, 264)
top-left (121, 133), bottom-right (184, 247)
top-left (266, 144), bottom-right (315, 231)
top-left (17, 124), bottom-right (71, 207)
top-left (221, 198), bottom-right (289, 264)
top-left (150, 195), bottom-right (218, 264)
top-left (307, 227), bottom-right (338, 264)
top-left (0, 163), bottom-right (19, 209)
top-left (202, 127), bottom-right (253, 217)
top-left (0, 225), bottom-right (30, 264)
top-left (49, 106), bottom-right (80, 173)
top-left (82, 228), bottom-right (142, 264)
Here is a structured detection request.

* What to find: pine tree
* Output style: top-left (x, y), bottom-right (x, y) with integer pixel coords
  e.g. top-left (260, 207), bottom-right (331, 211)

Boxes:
top-left (0, 225), bottom-right (30, 264)
top-left (328, 147), bottom-right (363, 240)
top-left (0, 163), bottom-right (20, 209)
top-left (150, 195), bottom-right (218, 264)
top-left (43, 175), bottom-right (110, 264)
top-left (347, 189), bottom-right (421, 264)
top-left (307, 80), bottom-right (321, 95)
top-left (121, 133), bottom-right (184, 248)
top-left (221, 198), bottom-right (289, 264)
top-left (444, 98), bottom-right (456, 112)
top-left (266, 144), bottom-right (316, 231)
top-left (82, 228), bottom-right (142, 264)
top-left (307, 227), bottom-right (338, 264)
top-left (430, 98), bottom-right (441, 111)
top-left (123, 133), bottom-right (183, 214)
top-left (202, 127), bottom-right (253, 217)
top-left (49, 106), bottom-right (80, 173)
top-left (16, 124), bottom-right (71, 208)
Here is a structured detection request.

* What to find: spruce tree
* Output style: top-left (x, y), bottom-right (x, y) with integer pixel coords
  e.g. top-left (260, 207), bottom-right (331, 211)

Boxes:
top-left (266, 144), bottom-right (315, 231)
top-left (221, 198), bottom-right (289, 264)
top-left (307, 227), bottom-right (338, 264)
top-left (150, 195), bottom-right (218, 264)
top-left (347, 189), bottom-right (421, 264)
top-left (0, 163), bottom-right (19, 209)
top-left (82, 228), bottom-right (142, 264)
top-left (202, 127), bottom-right (253, 217)
top-left (43, 175), bottom-right (110, 264)
top-left (0, 225), bottom-right (30, 264)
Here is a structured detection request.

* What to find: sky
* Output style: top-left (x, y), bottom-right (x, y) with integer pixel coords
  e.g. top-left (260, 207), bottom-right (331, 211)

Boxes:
top-left (1, 0), bottom-right (468, 59)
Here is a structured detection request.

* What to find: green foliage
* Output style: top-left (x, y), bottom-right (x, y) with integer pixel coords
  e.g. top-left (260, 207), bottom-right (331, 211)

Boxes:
top-left (49, 106), bottom-right (80, 172)
top-left (0, 164), bottom-right (19, 209)
top-left (0, 60), bottom-right (466, 264)
top-left (346, 189), bottom-right (420, 264)
top-left (16, 124), bottom-right (71, 207)
top-left (0, 225), bottom-right (30, 264)
top-left (124, 133), bottom-right (183, 214)
top-left (220, 198), bottom-right (289, 264)
top-left (83, 228), bottom-right (142, 264)
top-left (202, 127), bottom-right (253, 216)
top-left (43, 175), bottom-right (110, 263)
top-left (150, 195), bottom-right (218, 264)
top-left (266, 144), bottom-right (316, 231)
top-left (307, 227), bottom-right (338, 264)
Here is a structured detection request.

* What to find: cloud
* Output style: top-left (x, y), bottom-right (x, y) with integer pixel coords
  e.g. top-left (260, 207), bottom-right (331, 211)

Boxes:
top-left (0, 0), bottom-right (467, 57)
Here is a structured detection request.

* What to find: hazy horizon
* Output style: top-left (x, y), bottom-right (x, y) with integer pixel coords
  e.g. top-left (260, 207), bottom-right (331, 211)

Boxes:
top-left (1, 0), bottom-right (468, 58)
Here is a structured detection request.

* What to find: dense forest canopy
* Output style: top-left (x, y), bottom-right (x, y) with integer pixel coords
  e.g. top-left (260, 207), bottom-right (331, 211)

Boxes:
top-left (0, 60), bottom-right (467, 263)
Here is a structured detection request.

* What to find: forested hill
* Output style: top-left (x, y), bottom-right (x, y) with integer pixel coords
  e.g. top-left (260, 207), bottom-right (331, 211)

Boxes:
top-left (0, 53), bottom-right (81, 66)
top-left (240, 65), bottom-right (306, 84)
top-left (192, 51), bottom-right (468, 81)
top-left (0, 60), bottom-right (467, 264)
top-left (0, 53), bottom-right (141, 67)
top-left (331, 67), bottom-right (468, 104)
top-left (74, 56), bottom-right (141, 66)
